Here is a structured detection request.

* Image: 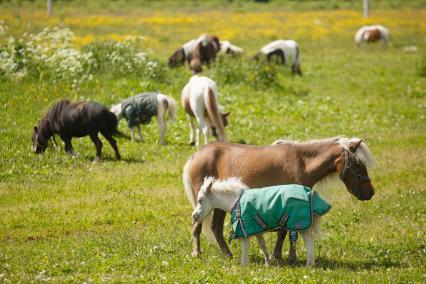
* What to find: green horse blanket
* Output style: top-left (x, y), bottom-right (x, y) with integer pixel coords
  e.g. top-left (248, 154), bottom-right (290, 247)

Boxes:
top-left (121, 92), bottom-right (158, 127)
top-left (231, 184), bottom-right (331, 239)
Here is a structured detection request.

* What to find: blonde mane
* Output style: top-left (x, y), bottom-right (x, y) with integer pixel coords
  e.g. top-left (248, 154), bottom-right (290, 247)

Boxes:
top-left (337, 137), bottom-right (375, 168)
top-left (272, 136), bottom-right (375, 168)
top-left (201, 176), bottom-right (248, 196)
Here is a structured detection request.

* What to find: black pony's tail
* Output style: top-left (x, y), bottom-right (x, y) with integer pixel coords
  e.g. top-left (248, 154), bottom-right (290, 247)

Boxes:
top-left (105, 110), bottom-right (129, 138)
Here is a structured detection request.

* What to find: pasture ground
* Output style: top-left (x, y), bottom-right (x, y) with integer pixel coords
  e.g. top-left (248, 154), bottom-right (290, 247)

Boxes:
top-left (0, 1), bottom-right (425, 282)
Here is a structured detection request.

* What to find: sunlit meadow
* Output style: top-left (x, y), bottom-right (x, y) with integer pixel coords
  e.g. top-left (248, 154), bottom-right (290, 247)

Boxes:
top-left (0, 1), bottom-right (425, 282)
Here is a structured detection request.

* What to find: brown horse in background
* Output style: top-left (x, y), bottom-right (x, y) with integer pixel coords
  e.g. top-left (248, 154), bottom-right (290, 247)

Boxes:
top-left (190, 35), bottom-right (221, 74)
top-left (183, 137), bottom-right (375, 263)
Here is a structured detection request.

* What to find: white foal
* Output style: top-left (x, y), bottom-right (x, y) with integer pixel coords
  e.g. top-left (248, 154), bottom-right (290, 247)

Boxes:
top-left (355, 25), bottom-right (389, 47)
top-left (219, 40), bottom-right (244, 56)
top-left (111, 93), bottom-right (177, 145)
top-left (181, 75), bottom-right (229, 146)
top-left (192, 177), bottom-right (322, 266)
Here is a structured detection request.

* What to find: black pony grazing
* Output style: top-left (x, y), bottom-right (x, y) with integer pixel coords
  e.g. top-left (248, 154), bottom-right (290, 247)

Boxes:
top-left (32, 99), bottom-right (121, 161)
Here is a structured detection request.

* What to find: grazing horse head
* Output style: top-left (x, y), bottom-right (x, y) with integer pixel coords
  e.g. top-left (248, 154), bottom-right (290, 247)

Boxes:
top-left (337, 138), bottom-right (375, 200)
top-left (32, 125), bottom-right (48, 154)
top-left (168, 48), bottom-right (186, 68)
top-left (192, 176), bottom-right (245, 225)
top-left (221, 112), bottom-right (230, 127)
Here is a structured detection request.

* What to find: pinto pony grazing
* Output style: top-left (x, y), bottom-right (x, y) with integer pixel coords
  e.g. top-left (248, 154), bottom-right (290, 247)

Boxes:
top-left (253, 39), bottom-right (302, 76)
top-left (168, 39), bottom-right (197, 68)
top-left (192, 177), bottom-right (330, 266)
top-left (183, 137), bottom-right (375, 263)
top-left (355, 25), bottom-right (389, 47)
top-left (181, 75), bottom-right (230, 146)
top-left (219, 41), bottom-right (244, 56)
top-left (32, 99), bottom-right (121, 161)
top-left (111, 92), bottom-right (177, 145)
top-left (190, 35), bottom-right (221, 74)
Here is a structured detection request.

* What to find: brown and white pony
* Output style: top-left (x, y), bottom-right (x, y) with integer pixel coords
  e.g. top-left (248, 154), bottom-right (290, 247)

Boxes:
top-left (181, 75), bottom-right (229, 146)
top-left (183, 137), bottom-right (375, 262)
top-left (168, 39), bottom-right (197, 68)
top-left (190, 35), bottom-right (221, 74)
top-left (253, 39), bottom-right (302, 76)
top-left (355, 25), bottom-right (389, 47)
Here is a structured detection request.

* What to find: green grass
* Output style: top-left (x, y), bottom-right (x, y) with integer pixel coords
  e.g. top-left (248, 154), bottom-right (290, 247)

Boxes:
top-left (1, 2), bottom-right (426, 283)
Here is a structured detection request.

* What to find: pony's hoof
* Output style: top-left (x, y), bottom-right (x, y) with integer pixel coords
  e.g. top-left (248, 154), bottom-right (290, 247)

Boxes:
top-left (270, 256), bottom-right (283, 266)
top-left (189, 141), bottom-right (195, 146)
top-left (93, 157), bottom-right (101, 163)
top-left (192, 251), bottom-right (201, 258)
top-left (289, 258), bottom-right (298, 267)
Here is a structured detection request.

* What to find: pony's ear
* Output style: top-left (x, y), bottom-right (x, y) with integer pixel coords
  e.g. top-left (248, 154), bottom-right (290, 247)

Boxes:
top-left (204, 178), bottom-right (214, 194)
top-left (223, 112), bottom-right (230, 117)
top-left (33, 126), bottom-right (38, 133)
top-left (349, 139), bottom-right (365, 153)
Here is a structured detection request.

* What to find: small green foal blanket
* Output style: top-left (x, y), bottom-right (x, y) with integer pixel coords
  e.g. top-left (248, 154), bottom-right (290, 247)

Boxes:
top-left (121, 92), bottom-right (158, 127)
top-left (230, 184), bottom-right (331, 239)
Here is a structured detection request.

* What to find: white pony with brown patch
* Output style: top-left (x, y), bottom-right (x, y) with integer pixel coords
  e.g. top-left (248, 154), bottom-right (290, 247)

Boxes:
top-left (181, 75), bottom-right (230, 146)
top-left (355, 25), bottom-right (389, 47)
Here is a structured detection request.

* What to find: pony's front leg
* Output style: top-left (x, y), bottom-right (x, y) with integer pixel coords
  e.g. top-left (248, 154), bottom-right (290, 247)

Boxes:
top-left (256, 234), bottom-right (271, 266)
top-left (61, 136), bottom-right (75, 156)
top-left (241, 238), bottom-right (250, 266)
top-left (89, 133), bottom-right (103, 162)
top-left (272, 229), bottom-right (287, 263)
top-left (301, 229), bottom-right (315, 267)
top-left (136, 125), bottom-right (144, 142)
top-left (212, 209), bottom-right (233, 258)
top-left (192, 222), bottom-right (203, 258)
top-left (130, 127), bottom-right (136, 142)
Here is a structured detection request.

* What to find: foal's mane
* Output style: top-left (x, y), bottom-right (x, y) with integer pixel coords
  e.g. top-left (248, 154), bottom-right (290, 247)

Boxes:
top-left (202, 176), bottom-right (248, 195)
top-left (272, 136), bottom-right (374, 168)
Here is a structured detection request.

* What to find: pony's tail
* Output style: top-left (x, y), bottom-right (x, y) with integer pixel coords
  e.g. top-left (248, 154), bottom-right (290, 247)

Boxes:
top-left (183, 157), bottom-right (217, 245)
top-left (163, 95), bottom-right (177, 122)
top-left (105, 110), bottom-right (119, 133)
top-left (105, 110), bottom-right (127, 138)
top-left (204, 87), bottom-right (227, 142)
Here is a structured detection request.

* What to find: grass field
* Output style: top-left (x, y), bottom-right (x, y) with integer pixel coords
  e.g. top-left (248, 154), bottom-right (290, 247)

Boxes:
top-left (1, 1), bottom-right (425, 282)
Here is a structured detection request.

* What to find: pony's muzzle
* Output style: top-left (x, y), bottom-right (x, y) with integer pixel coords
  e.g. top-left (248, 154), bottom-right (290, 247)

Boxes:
top-left (192, 211), bottom-right (200, 224)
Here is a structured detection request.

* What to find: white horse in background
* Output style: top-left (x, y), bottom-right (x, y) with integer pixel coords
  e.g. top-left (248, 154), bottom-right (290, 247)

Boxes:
top-left (254, 39), bottom-right (302, 75)
top-left (219, 40), bottom-right (244, 56)
top-left (355, 25), bottom-right (389, 47)
top-left (181, 75), bottom-right (230, 146)
top-left (192, 177), bottom-right (323, 266)
top-left (111, 93), bottom-right (177, 145)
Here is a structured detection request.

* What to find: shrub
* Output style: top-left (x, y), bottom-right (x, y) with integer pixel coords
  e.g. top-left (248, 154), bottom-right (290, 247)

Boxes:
top-left (0, 26), bottom-right (163, 87)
